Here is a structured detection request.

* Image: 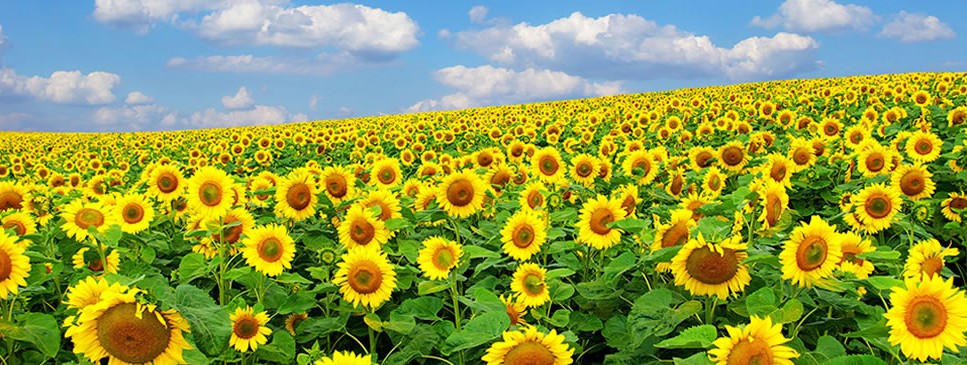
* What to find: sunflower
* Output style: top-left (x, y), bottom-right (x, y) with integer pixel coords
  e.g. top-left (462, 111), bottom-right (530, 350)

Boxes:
top-left (884, 275), bottom-right (967, 362)
top-left (371, 158), bottom-right (403, 188)
top-left (856, 142), bottom-right (895, 178)
top-left (891, 164), bottom-right (935, 201)
top-left (0, 232), bottom-right (30, 299)
top-left (757, 180), bottom-right (789, 230)
top-left (511, 263), bottom-right (550, 309)
top-left (229, 306), bottom-right (272, 353)
top-left (652, 208), bottom-right (696, 264)
top-left (337, 204), bottom-right (389, 249)
top-left (416, 236), bottom-right (463, 280)
top-left (315, 351), bottom-right (372, 365)
top-left (285, 312), bottom-right (308, 336)
top-left (837, 231), bottom-right (875, 280)
top-left (60, 200), bottom-right (117, 242)
top-left (702, 167), bottom-right (727, 198)
top-left (246, 176), bottom-right (274, 208)
top-left (320, 165), bottom-right (356, 205)
top-left (531, 147), bottom-right (566, 185)
top-left (482, 326), bottom-right (574, 365)
top-left (64, 276), bottom-right (126, 310)
top-left (680, 192), bottom-right (711, 221)
top-left (518, 182), bottom-right (546, 211)
top-left (613, 183), bottom-right (639, 218)
top-left (708, 315), bottom-right (799, 365)
top-left (72, 247), bottom-right (121, 275)
top-left (67, 287), bottom-right (191, 365)
top-left (0, 181), bottom-right (28, 212)
top-left (569, 154), bottom-right (599, 187)
top-left (2, 211), bottom-right (36, 247)
top-left (436, 170), bottom-right (487, 218)
top-left (843, 125), bottom-right (871, 151)
top-left (718, 141), bottom-right (748, 173)
top-left (146, 164), bottom-right (185, 202)
top-left (670, 234), bottom-right (750, 300)
top-left (500, 211), bottom-right (547, 261)
top-left (186, 166), bottom-right (236, 219)
top-left (905, 130), bottom-right (943, 163)
top-left (941, 192), bottom-right (967, 222)
top-left (819, 118), bottom-right (843, 139)
top-left (666, 167), bottom-right (686, 197)
top-left (851, 183), bottom-right (902, 233)
top-left (205, 207), bottom-right (256, 245)
top-left (274, 172), bottom-right (318, 221)
top-left (501, 294), bottom-right (528, 327)
top-left (903, 239), bottom-right (959, 280)
top-left (621, 149), bottom-right (657, 185)
top-left (779, 216), bottom-right (843, 288)
top-left (360, 189), bottom-right (402, 223)
top-left (911, 89), bottom-right (932, 107)
top-left (788, 138), bottom-right (817, 171)
top-left (333, 244), bottom-right (397, 309)
top-left (576, 195), bottom-right (625, 250)
top-left (242, 224), bottom-right (296, 277)
top-left (114, 193), bottom-right (156, 234)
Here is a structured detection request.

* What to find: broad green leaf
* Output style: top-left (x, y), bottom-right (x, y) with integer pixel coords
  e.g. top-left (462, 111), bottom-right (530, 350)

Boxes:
top-left (168, 284), bottom-right (232, 357)
top-left (256, 331), bottom-right (295, 363)
top-left (0, 313), bottom-right (60, 358)
top-left (441, 312), bottom-right (509, 355)
top-left (394, 296), bottom-right (445, 321)
top-left (746, 287), bottom-right (777, 316)
top-left (417, 280), bottom-right (450, 295)
top-left (655, 325), bottom-right (717, 349)
top-left (769, 298), bottom-right (804, 324)
top-left (865, 276), bottom-right (903, 291)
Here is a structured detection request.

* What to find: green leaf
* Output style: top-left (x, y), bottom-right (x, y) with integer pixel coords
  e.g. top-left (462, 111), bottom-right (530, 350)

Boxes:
top-left (383, 313), bottom-right (417, 335)
top-left (469, 287), bottom-right (505, 313)
top-left (745, 287), bottom-right (777, 316)
top-left (417, 280), bottom-right (450, 295)
top-left (824, 355), bottom-right (887, 365)
top-left (865, 276), bottom-right (903, 291)
top-left (394, 296), bottom-right (444, 321)
top-left (813, 335), bottom-right (847, 358)
top-left (545, 268), bottom-right (576, 280)
top-left (603, 251), bottom-right (637, 283)
top-left (462, 245), bottom-right (500, 259)
top-left (364, 312), bottom-right (382, 332)
top-left (92, 224), bottom-right (123, 247)
top-left (546, 309), bottom-right (570, 327)
top-left (568, 312), bottom-right (603, 332)
top-left (276, 291), bottom-right (316, 315)
top-left (856, 250), bottom-right (901, 261)
top-left (673, 351), bottom-right (714, 365)
top-left (647, 245), bottom-right (683, 263)
top-left (655, 325), bottom-right (717, 349)
top-left (769, 299), bottom-right (803, 324)
top-left (441, 312), bottom-right (509, 355)
top-left (611, 218), bottom-right (651, 234)
top-left (168, 284), bottom-right (232, 357)
top-left (257, 331), bottom-right (296, 363)
top-left (141, 246), bottom-right (156, 264)
top-left (385, 218), bottom-right (412, 231)
top-left (0, 313), bottom-right (61, 358)
top-left (177, 252), bottom-right (215, 285)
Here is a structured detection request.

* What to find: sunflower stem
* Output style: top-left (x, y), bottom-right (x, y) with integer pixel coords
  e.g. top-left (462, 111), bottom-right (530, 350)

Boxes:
top-left (704, 296), bottom-right (717, 325)
top-left (450, 273), bottom-right (462, 331)
top-left (95, 241), bottom-right (108, 276)
top-left (368, 321), bottom-right (378, 362)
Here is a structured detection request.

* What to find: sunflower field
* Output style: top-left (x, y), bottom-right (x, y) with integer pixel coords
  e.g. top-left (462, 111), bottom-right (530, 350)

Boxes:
top-left (1, 72), bottom-right (967, 365)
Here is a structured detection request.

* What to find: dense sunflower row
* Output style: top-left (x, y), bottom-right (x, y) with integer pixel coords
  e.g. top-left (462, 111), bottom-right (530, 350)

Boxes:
top-left (0, 72), bottom-right (966, 364)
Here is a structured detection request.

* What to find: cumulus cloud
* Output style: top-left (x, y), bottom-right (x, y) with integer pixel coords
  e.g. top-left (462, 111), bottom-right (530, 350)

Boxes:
top-left (406, 65), bottom-right (623, 112)
top-left (880, 12), bottom-right (955, 43)
top-left (309, 94), bottom-right (319, 111)
top-left (469, 6), bottom-right (488, 24)
top-left (0, 69), bottom-right (121, 104)
top-left (451, 12), bottom-right (820, 81)
top-left (93, 0), bottom-right (212, 33)
top-left (751, 0), bottom-right (875, 33)
top-left (0, 25), bottom-right (8, 55)
top-left (185, 105), bottom-right (304, 129)
top-left (125, 91), bottom-right (154, 105)
top-left (166, 52), bottom-right (363, 75)
top-left (221, 87), bottom-right (254, 110)
top-left (93, 103), bottom-right (177, 129)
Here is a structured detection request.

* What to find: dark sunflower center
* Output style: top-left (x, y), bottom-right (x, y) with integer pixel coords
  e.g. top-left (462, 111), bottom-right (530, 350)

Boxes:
top-left (0, 191), bottom-right (23, 211)
top-left (576, 162), bottom-right (593, 177)
top-left (589, 208), bottom-right (614, 235)
top-left (722, 146), bottom-right (744, 166)
top-left (621, 195), bottom-right (636, 216)
top-left (765, 194), bottom-right (783, 226)
top-left (75, 208), bottom-right (105, 230)
top-left (864, 195), bottom-right (892, 219)
top-left (685, 246), bottom-right (739, 285)
top-left (915, 140), bottom-right (933, 155)
top-left (505, 304), bottom-right (521, 326)
top-left (3, 221), bottom-right (26, 236)
top-left (696, 152), bottom-right (713, 168)
top-left (215, 215), bottom-right (244, 243)
top-left (491, 171), bottom-right (511, 188)
top-left (904, 296), bottom-right (948, 339)
top-left (920, 257), bottom-right (944, 278)
top-left (504, 340), bottom-right (555, 365)
top-left (770, 163), bottom-right (787, 182)
top-left (433, 248), bottom-right (455, 270)
top-left (527, 191), bottom-right (543, 209)
top-left (727, 338), bottom-right (774, 365)
top-left (96, 303), bottom-right (171, 364)
top-left (478, 154), bottom-right (493, 167)
top-left (708, 175), bottom-right (722, 191)
top-left (539, 156), bottom-right (559, 176)
top-left (157, 173), bottom-right (178, 193)
top-left (523, 273), bottom-right (545, 295)
top-left (233, 316), bottom-right (260, 340)
top-left (824, 124), bottom-right (839, 136)
top-left (349, 219), bottom-right (375, 245)
top-left (258, 237), bottom-right (284, 262)
top-left (795, 235), bottom-right (828, 271)
top-left (0, 250), bottom-right (12, 281)
top-left (850, 133), bottom-right (863, 144)
top-left (326, 175), bottom-right (348, 198)
top-left (446, 179), bottom-right (475, 207)
top-left (793, 148), bottom-right (811, 165)
top-left (365, 201), bottom-right (392, 221)
top-left (512, 224), bottom-right (536, 249)
top-left (840, 247), bottom-right (864, 265)
top-left (285, 183), bottom-right (312, 211)
top-left (950, 197), bottom-right (967, 210)
top-left (662, 221), bottom-right (689, 248)
top-left (348, 261), bottom-right (383, 294)
top-left (916, 95), bottom-right (927, 104)
top-left (122, 203), bottom-right (145, 224)
top-left (865, 153), bottom-right (884, 171)
top-left (670, 175), bottom-right (684, 195)
top-left (900, 172), bottom-right (925, 196)
top-left (632, 158), bottom-right (651, 176)
top-left (378, 167), bottom-right (396, 185)
top-left (198, 182), bottom-right (223, 207)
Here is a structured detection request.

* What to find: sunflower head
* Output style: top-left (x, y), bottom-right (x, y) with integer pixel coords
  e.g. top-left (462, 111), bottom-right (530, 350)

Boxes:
top-left (779, 216), bottom-right (843, 288)
top-left (436, 170), bottom-right (487, 218)
top-left (229, 306), bottom-right (272, 353)
top-left (333, 244), bottom-right (397, 309)
top-left (500, 211), bottom-right (547, 262)
top-left (708, 315), bottom-right (799, 365)
top-left (482, 326), bottom-right (574, 365)
top-left (0, 232), bottom-right (30, 299)
top-left (416, 236), bottom-right (463, 280)
top-left (884, 275), bottom-right (967, 362)
top-left (511, 263), bottom-right (550, 309)
top-left (576, 195), bottom-right (626, 250)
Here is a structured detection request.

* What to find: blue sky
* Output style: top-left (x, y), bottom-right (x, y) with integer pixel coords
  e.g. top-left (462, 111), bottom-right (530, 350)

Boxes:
top-left (0, 0), bottom-right (964, 132)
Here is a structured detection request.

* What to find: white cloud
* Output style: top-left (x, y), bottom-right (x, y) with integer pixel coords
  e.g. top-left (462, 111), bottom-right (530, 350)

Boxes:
top-left (469, 6), bottom-right (488, 24)
top-left (0, 112), bottom-right (29, 130)
top-left (185, 105), bottom-right (294, 129)
top-left (93, 103), bottom-right (177, 129)
top-left (125, 91), bottom-right (154, 105)
top-left (309, 94), bottom-right (319, 111)
top-left (406, 65), bottom-right (624, 112)
top-left (880, 12), bottom-right (955, 43)
top-left (93, 0), bottom-right (212, 33)
top-left (751, 0), bottom-right (874, 33)
top-left (0, 25), bottom-right (8, 55)
top-left (166, 53), bottom-right (361, 75)
top-left (452, 12), bottom-right (820, 81)
top-left (189, 2), bottom-right (419, 58)
top-left (0, 69), bottom-right (121, 104)
top-left (221, 87), bottom-right (254, 110)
